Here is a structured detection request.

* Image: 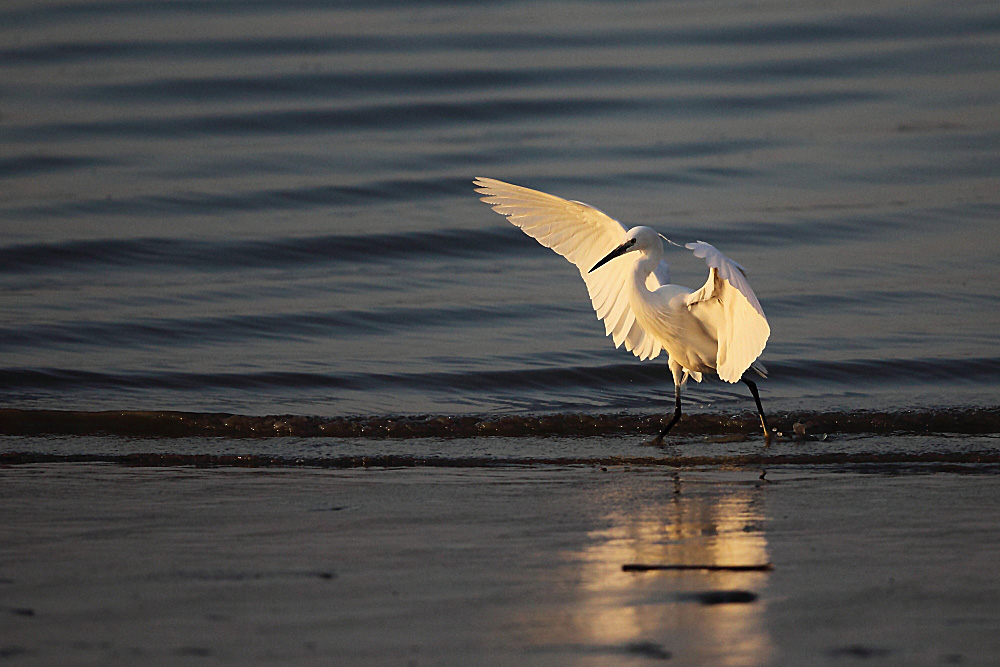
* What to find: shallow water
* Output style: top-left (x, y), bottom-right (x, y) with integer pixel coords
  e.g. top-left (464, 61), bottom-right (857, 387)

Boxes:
top-left (2, 0), bottom-right (999, 422)
top-left (6, 463), bottom-right (1000, 665)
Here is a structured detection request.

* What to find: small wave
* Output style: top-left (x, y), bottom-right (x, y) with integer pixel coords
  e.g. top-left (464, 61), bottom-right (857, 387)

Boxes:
top-left (1, 176), bottom-right (466, 220)
top-left (771, 357), bottom-right (1000, 385)
top-left (1, 407), bottom-right (998, 439)
top-left (1, 357), bottom-right (997, 395)
top-left (8, 89), bottom-right (877, 145)
top-left (0, 226), bottom-right (521, 273)
top-left (5, 6), bottom-right (997, 59)
top-left (0, 303), bottom-right (547, 350)
top-left (76, 39), bottom-right (999, 108)
top-left (764, 289), bottom-right (996, 316)
top-left (0, 154), bottom-right (110, 179)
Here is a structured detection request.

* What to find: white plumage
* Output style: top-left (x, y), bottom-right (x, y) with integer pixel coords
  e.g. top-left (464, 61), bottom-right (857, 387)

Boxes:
top-left (474, 176), bottom-right (773, 443)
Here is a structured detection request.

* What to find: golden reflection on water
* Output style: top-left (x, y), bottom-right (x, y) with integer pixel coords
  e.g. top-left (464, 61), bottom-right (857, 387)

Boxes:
top-left (530, 470), bottom-right (773, 666)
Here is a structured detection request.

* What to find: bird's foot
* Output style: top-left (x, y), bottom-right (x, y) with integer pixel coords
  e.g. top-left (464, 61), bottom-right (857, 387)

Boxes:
top-left (791, 422), bottom-right (828, 442)
top-left (643, 434), bottom-right (666, 447)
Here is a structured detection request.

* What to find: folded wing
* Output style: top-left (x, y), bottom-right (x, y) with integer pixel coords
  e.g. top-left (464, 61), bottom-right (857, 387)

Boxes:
top-left (474, 177), bottom-right (668, 360)
top-left (684, 241), bottom-right (769, 382)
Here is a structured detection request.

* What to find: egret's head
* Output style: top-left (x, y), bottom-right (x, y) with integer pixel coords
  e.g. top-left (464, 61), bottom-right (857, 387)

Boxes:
top-left (588, 226), bottom-right (662, 273)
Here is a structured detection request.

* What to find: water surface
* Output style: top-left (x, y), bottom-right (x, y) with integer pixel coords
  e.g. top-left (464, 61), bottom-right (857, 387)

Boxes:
top-left (3, 0), bottom-right (999, 430)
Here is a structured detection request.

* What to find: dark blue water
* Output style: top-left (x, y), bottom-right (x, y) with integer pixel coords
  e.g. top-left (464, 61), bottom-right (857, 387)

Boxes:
top-left (3, 0), bottom-right (999, 425)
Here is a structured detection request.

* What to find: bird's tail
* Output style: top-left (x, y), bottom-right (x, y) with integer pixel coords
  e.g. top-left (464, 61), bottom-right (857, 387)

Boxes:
top-left (749, 360), bottom-right (768, 378)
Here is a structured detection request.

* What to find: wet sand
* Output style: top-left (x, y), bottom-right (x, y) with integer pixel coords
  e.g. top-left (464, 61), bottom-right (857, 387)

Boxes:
top-left (3, 461), bottom-right (1000, 665)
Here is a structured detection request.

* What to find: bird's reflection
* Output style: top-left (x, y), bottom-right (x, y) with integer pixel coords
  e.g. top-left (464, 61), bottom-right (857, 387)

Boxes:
top-left (526, 471), bottom-right (773, 666)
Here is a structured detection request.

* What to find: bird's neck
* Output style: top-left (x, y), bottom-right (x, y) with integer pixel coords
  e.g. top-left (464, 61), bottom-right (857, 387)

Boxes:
top-left (633, 250), bottom-right (662, 285)
top-left (627, 249), bottom-right (682, 339)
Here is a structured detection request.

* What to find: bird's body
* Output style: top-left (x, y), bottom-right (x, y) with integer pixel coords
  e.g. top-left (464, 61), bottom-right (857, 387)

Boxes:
top-left (473, 177), bottom-right (773, 443)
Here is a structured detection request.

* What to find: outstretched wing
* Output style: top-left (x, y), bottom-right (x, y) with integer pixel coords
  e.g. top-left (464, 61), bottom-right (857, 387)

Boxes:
top-left (684, 241), bottom-right (769, 382)
top-left (474, 177), bottom-right (668, 360)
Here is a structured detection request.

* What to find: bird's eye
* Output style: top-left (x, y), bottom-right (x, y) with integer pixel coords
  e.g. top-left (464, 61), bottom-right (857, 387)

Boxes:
top-left (629, 238), bottom-right (637, 245)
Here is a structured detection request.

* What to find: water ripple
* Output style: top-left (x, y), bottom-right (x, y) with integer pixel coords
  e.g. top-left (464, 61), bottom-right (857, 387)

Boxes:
top-left (0, 227), bottom-right (521, 274)
top-left (1, 357), bottom-right (996, 396)
top-left (9, 91), bottom-right (878, 143)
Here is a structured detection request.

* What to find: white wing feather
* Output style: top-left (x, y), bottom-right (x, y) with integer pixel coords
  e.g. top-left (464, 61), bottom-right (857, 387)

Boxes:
top-left (684, 241), bottom-right (770, 382)
top-left (474, 177), bottom-right (669, 360)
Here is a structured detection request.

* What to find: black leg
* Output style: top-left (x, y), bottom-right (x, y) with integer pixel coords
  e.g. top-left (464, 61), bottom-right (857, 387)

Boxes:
top-left (742, 378), bottom-right (771, 444)
top-left (659, 382), bottom-right (683, 437)
top-left (645, 383), bottom-right (682, 446)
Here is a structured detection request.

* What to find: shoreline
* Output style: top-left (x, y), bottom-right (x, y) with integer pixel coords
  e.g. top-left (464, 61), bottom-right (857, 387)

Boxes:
top-left (3, 448), bottom-right (1000, 470)
top-left (1, 406), bottom-right (999, 439)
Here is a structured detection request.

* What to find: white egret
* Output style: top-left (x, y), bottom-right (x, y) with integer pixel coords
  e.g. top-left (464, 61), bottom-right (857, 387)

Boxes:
top-left (474, 177), bottom-right (772, 445)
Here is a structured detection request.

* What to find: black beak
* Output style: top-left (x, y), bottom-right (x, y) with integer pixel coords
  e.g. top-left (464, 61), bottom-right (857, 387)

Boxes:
top-left (589, 242), bottom-right (630, 273)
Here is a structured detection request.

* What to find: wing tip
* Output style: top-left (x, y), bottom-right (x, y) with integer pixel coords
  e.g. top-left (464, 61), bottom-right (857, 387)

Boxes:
top-left (473, 176), bottom-right (507, 189)
top-left (473, 176), bottom-right (498, 193)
